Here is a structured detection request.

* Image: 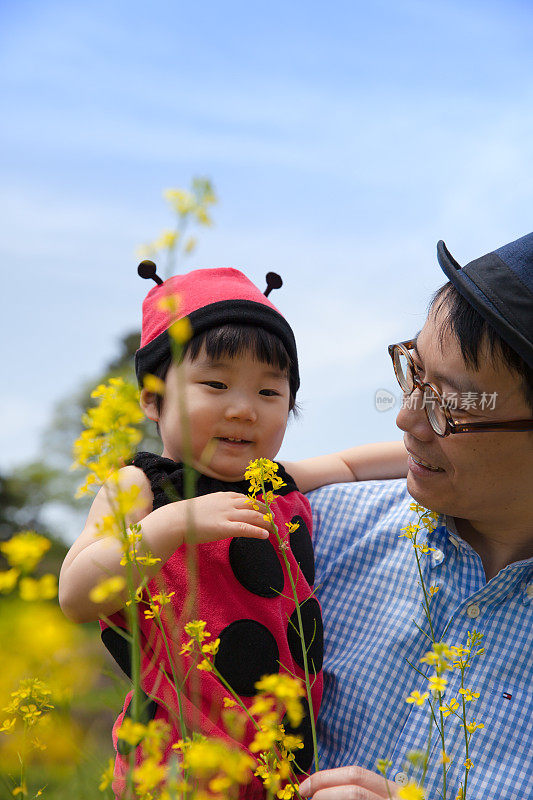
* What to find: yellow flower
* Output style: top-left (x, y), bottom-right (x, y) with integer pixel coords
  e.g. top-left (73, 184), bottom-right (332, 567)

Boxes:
top-left (250, 726), bottom-right (278, 753)
top-left (89, 576), bottom-right (126, 604)
top-left (184, 236), bottom-right (197, 253)
top-left (0, 717), bottom-right (16, 733)
top-left (441, 750), bottom-right (452, 764)
top-left (399, 523), bottom-right (419, 541)
top-left (280, 733), bottom-right (303, 752)
top-left (202, 638), bottom-right (220, 656)
top-left (19, 703), bottom-right (42, 726)
top-left (466, 721), bottom-right (484, 733)
top-left (143, 374), bottom-right (166, 395)
top-left (406, 690), bottom-right (429, 706)
top-left (223, 697), bottom-right (237, 708)
top-left (439, 698), bottom-right (459, 717)
top-left (459, 688), bottom-right (480, 702)
top-left (464, 758), bottom-right (474, 770)
top-left (72, 377), bottom-right (143, 493)
top-left (428, 675), bottom-right (447, 693)
top-left (169, 316), bottom-right (193, 344)
top-left (429, 585), bottom-right (439, 596)
top-left (184, 619), bottom-right (211, 642)
top-left (154, 230), bottom-right (178, 250)
top-left (376, 758), bottom-right (392, 776)
top-left (163, 188), bottom-right (196, 215)
top-left (285, 521), bottom-right (299, 534)
top-left (0, 531), bottom-right (51, 572)
top-left (135, 553), bottom-right (161, 566)
top-left (277, 785), bottom-right (295, 799)
top-left (0, 568), bottom-right (20, 594)
top-left (398, 781), bottom-right (425, 800)
top-left (197, 658), bottom-right (213, 672)
top-left (195, 207), bottom-right (212, 226)
top-left (99, 758), bottom-right (114, 791)
top-left (19, 574), bottom-right (57, 601)
top-left (209, 775), bottom-right (232, 793)
top-left (158, 293), bottom-right (181, 315)
top-left (245, 458), bottom-right (285, 498)
top-left (117, 717), bottom-right (146, 746)
top-left (249, 696), bottom-right (275, 717)
top-left (254, 673), bottom-right (305, 726)
top-left (132, 757), bottom-right (167, 794)
top-left (414, 543), bottom-right (435, 554)
top-left (144, 590), bottom-right (175, 619)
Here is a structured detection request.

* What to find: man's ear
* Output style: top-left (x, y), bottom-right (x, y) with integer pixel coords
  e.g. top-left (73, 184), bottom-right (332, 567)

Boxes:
top-left (140, 388), bottom-right (160, 422)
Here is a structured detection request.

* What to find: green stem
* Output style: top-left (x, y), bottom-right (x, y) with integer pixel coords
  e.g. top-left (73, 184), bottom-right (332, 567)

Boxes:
top-left (148, 596), bottom-right (188, 741)
top-left (461, 670), bottom-right (470, 800)
top-left (421, 705), bottom-right (433, 786)
top-left (260, 476), bottom-right (320, 774)
top-left (412, 529), bottom-right (436, 643)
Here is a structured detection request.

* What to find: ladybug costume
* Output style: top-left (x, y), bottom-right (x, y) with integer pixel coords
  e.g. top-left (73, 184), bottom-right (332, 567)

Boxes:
top-left (100, 264), bottom-right (323, 798)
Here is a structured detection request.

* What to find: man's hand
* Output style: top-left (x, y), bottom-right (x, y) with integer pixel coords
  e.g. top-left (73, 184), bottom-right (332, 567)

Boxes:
top-left (299, 766), bottom-right (398, 799)
top-left (185, 492), bottom-right (274, 543)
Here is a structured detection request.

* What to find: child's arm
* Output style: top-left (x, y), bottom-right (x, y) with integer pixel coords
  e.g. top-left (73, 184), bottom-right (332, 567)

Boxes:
top-left (59, 465), bottom-right (273, 624)
top-left (281, 440), bottom-right (408, 494)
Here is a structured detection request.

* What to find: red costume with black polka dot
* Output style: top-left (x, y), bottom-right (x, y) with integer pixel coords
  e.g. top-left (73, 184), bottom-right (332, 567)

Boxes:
top-left (101, 454), bottom-right (323, 798)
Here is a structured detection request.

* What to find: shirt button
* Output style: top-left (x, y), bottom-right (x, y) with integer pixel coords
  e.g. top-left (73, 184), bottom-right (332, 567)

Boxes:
top-left (432, 549), bottom-right (444, 565)
top-left (526, 583), bottom-right (533, 599)
top-left (466, 603), bottom-right (480, 618)
top-left (394, 772), bottom-right (409, 786)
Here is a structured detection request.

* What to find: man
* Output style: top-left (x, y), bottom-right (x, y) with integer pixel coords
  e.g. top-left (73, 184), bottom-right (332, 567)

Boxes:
top-left (299, 233), bottom-right (533, 799)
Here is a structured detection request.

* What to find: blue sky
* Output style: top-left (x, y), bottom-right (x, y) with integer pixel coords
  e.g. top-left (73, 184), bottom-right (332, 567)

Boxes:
top-left (2, 0), bottom-right (533, 480)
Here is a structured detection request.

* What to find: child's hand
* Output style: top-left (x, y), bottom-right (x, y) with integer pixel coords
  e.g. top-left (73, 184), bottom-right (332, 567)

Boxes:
top-left (184, 492), bottom-right (274, 543)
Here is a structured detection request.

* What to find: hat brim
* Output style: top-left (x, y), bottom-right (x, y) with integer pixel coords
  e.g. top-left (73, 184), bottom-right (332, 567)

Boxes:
top-left (437, 240), bottom-right (533, 368)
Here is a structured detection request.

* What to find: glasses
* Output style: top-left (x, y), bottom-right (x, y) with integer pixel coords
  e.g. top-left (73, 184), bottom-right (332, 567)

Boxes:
top-left (388, 339), bottom-right (533, 437)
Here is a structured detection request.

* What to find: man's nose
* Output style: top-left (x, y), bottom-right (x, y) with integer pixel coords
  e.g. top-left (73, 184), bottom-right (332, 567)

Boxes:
top-left (396, 388), bottom-right (434, 441)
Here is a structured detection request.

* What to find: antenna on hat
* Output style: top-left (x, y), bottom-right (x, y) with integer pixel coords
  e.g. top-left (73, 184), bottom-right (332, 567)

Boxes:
top-left (264, 272), bottom-right (283, 297)
top-left (138, 260), bottom-right (164, 286)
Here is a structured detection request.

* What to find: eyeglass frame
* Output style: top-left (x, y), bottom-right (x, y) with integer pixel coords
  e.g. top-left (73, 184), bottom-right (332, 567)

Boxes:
top-left (388, 339), bottom-right (533, 437)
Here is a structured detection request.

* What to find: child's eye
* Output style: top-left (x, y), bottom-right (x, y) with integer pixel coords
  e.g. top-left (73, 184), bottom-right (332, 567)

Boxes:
top-left (259, 389), bottom-right (281, 397)
top-left (201, 381), bottom-right (227, 389)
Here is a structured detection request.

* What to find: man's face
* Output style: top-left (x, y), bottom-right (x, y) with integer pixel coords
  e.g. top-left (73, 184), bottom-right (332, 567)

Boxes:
top-left (395, 304), bottom-right (533, 526)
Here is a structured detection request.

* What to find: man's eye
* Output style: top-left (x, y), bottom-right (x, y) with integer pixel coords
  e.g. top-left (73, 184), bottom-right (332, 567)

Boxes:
top-left (202, 381), bottom-right (227, 389)
top-left (259, 389), bottom-right (280, 397)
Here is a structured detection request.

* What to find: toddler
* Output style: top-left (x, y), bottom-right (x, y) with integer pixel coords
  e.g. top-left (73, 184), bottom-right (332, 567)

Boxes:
top-left (59, 264), bottom-right (406, 798)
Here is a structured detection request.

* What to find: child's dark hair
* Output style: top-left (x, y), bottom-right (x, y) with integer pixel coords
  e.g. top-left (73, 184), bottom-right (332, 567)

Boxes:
top-left (150, 323), bottom-right (298, 414)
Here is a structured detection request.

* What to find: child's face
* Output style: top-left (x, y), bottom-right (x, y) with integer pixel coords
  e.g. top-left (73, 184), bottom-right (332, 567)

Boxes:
top-left (141, 346), bottom-right (291, 481)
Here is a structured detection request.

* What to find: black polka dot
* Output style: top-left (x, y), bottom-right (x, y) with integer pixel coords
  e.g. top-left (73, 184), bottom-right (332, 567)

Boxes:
top-left (286, 598), bottom-right (323, 674)
top-left (229, 537), bottom-right (284, 597)
top-left (283, 698), bottom-right (314, 774)
top-left (289, 515), bottom-right (315, 586)
top-left (214, 620), bottom-right (280, 696)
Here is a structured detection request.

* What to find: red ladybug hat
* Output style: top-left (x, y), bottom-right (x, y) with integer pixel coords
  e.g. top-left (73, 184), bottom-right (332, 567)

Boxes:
top-left (135, 262), bottom-right (300, 397)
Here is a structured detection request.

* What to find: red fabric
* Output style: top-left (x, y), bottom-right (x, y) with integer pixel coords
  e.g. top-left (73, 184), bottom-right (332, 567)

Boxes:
top-left (106, 489), bottom-right (322, 799)
top-left (140, 268), bottom-right (283, 348)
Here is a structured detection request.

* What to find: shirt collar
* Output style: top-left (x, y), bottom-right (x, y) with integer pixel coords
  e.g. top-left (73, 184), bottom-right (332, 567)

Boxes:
top-left (428, 515), bottom-right (533, 601)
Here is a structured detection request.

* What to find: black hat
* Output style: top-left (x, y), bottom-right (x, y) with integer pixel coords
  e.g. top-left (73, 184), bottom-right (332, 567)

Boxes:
top-left (437, 233), bottom-right (533, 369)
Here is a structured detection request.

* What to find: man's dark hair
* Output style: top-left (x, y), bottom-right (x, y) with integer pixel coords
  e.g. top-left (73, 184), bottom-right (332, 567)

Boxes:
top-left (150, 323), bottom-right (298, 415)
top-left (431, 282), bottom-right (533, 412)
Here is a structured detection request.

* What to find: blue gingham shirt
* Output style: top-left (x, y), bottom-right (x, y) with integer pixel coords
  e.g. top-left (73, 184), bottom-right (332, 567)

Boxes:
top-left (308, 480), bottom-right (533, 800)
